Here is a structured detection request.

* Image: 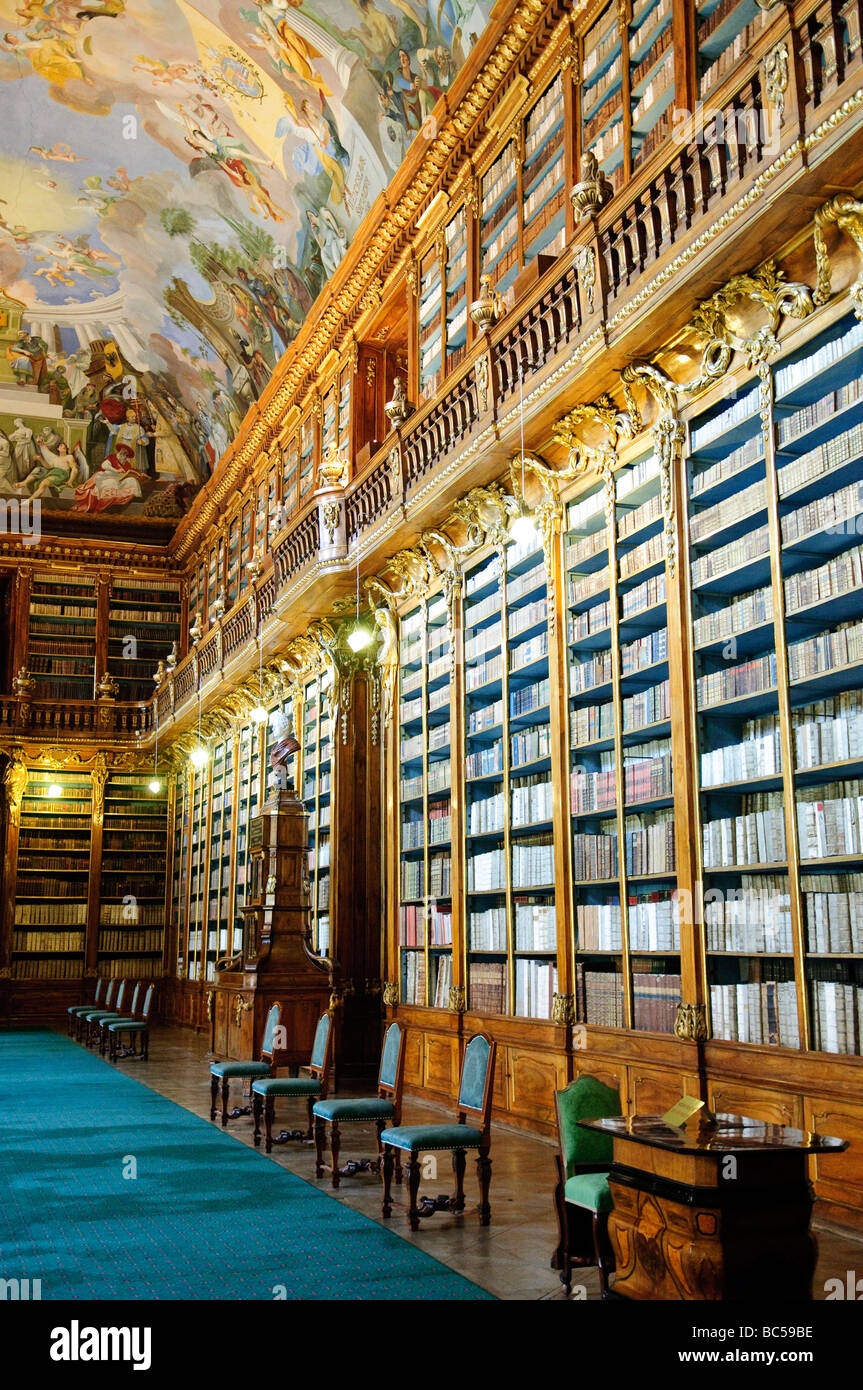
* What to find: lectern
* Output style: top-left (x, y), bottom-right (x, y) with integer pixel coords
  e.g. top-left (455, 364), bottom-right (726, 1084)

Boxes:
top-left (580, 1114), bottom-right (847, 1301)
top-left (210, 782), bottom-right (335, 1070)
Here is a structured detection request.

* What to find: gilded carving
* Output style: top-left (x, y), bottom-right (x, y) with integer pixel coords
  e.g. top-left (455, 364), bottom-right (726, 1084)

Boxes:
top-left (764, 42), bottom-right (789, 122)
top-left (448, 984), bottom-right (466, 1013)
top-left (674, 1002), bottom-right (709, 1042)
top-left (2, 749), bottom-right (28, 827)
top-left (571, 150), bottom-right (613, 222)
top-left (91, 751), bottom-right (109, 828)
top-left (814, 193), bottom-right (863, 318)
top-left (551, 992), bottom-right (576, 1027)
top-left (573, 244), bottom-right (597, 314)
top-left (475, 352), bottom-right (490, 412)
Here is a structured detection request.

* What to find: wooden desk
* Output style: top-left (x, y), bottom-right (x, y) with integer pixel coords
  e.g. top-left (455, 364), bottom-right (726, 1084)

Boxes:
top-left (580, 1114), bottom-right (847, 1301)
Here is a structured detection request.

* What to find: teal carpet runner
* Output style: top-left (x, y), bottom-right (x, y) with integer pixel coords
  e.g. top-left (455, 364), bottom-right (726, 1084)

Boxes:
top-left (0, 1031), bottom-right (493, 1300)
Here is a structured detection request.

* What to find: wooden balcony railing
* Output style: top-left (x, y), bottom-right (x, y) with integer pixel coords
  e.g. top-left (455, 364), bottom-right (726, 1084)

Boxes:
top-left (0, 697), bottom-right (152, 738)
top-left (145, 0), bottom-right (863, 735)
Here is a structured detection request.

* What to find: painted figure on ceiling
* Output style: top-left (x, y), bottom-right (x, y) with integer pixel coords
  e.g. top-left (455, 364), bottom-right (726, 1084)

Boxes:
top-left (6, 330), bottom-right (48, 387)
top-left (72, 442), bottom-right (144, 512)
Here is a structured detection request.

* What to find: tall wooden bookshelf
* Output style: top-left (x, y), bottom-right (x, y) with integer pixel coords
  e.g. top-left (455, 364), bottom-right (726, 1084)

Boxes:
top-left (107, 577), bottom-right (181, 703)
top-left (28, 572), bottom-right (98, 701)
top-left (382, 293), bottom-right (863, 1176)
top-left (13, 769), bottom-right (92, 979)
top-left (98, 771), bottom-right (167, 979)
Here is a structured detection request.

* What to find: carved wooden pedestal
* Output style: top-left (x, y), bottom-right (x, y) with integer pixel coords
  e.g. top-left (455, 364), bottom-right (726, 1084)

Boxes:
top-left (211, 786), bottom-right (334, 1070)
top-left (581, 1114), bottom-right (847, 1301)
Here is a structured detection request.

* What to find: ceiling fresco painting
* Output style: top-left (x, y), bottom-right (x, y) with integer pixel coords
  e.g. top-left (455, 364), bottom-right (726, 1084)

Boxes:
top-left (0, 0), bottom-right (493, 525)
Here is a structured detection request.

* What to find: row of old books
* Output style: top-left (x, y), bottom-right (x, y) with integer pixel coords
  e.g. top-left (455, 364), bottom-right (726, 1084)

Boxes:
top-left (429, 802), bottom-right (451, 844)
top-left (470, 960), bottom-right (507, 1014)
top-left (467, 849), bottom-right (505, 892)
top-left (693, 585), bottom-right (772, 647)
top-left (429, 903), bottom-right (453, 945)
top-left (402, 949), bottom-right (427, 1006)
top-left (796, 781), bottom-right (863, 857)
top-left (578, 900), bottom-right (623, 951)
top-left (571, 701), bottom-right (615, 747)
top-left (399, 904), bottom-right (423, 946)
top-left (509, 598), bottom-right (547, 638)
top-left (788, 618), bottom-right (863, 682)
top-left (13, 930), bottom-right (85, 952)
top-left (810, 982), bottom-right (863, 1054)
top-left (402, 817), bottom-right (424, 849)
top-left (99, 956), bottom-right (161, 978)
top-left (777, 372), bottom-right (863, 446)
top-left (624, 679), bottom-right (671, 731)
top-left (775, 317), bottom-right (863, 395)
top-left (511, 632), bottom-right (549, 672)
top-left (432, 953), bottom-right (452, 1009)
top-left (510, 677), bottom-right (549, 717)
top-left (804, 873), bottom-right (863, 952)
top-left (512, 776), bottom-right (553, 825)
top-left (511, 724), bottom-right (551, 767)
top-left (512, 836), bottom-right (554, 887)
top-left (778, 419), bottom-right (863, 497)
top-left (466, 652), bottom-right (503, 690)
top-left (629, 892), bottom-right (680, 950)
top-left (621, 627), bottom-right (668, 674)
top-left (710, 980), bottom-right (800, 1046)
top-left (579, 965), bottom-right (625, 1027)
top-left (466, 741), bottom-right (504, 779)
top-left (632, 968), bottom-right (681, 1033)
top-left (781, 479), bottom-right (863, 544)
top-left (97, 928), bottom-right (163, 952)
top-left (572, 824), bottom-right (618, 879)
top-left (701, 717), bottom-right (782, 785)
top-left (568, 566), bottom-right (609, 608)
top-left (14, 903), bottom-right (88, 925)
top-left (703, 794), bottom-right (786, 866)
top-left (468, 791), bottom-right (505, 835)
top-left (691, 523), bottom-right (769, 586)
top-left (704, 877), bottom-right (793, 952)
top-left (569, 601), bottom-right (611, 642)
top-left (571, 762), bottom-right (617, 814)
top-left (621, 571), bottom-right (666, 619)
top-left (748, 694), bottom-right (863, 769)
top-left (570, 649), bottom-right (614, 695)
top-left (515, 959), bottom-right (558, 1019)
top-left (97, 903), bottom-right (163, 925)
top-left (697, 652), bottom-right (777, 708)
top-left (785, 537), bottom-right (863, 613)
top-left (691, 432), bottom-right (762, 497)
top-left (690, 478), bottom-right (766, 544)
top-left (623, 742), bottom-right (673, 803)
top-left (468, 699), bottom-right (503, 734)
top-left (428, 853), bottom-right (451, 898)
top-left (619, 531), bottom-right (664, 580)
top-left (625, 810), bottom-right (676, 874)
top-left (469, 906), bottom-right (507, 951)
top-left (515, 899), bottom-right (557, 951)
top-left (401, 860), bottom-right (424, 901)
top-left (13, 957), bottom-right (83, 979)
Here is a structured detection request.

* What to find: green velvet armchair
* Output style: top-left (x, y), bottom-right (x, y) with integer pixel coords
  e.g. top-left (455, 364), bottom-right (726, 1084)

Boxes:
top-left (313, 1020), bottom-right (406, 1188)
top-left (209, 1001), bottom-right (281, 1128)
top-left (252, 1010), bottom-right (334, 1153)
top-left (380, 1032), bottom-right (497, 1232)
top-left (552, 1074), bottom-right (622, 1296)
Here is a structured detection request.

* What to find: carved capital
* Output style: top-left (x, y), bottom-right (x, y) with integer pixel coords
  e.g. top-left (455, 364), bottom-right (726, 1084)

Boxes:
top-left (674, 1002), bottom-right (709, 1042)
top-left (448, 985), bottom-right (466, 1014)
top-left (551, 992), bottom-right (576, 1027)
top-left (382, 980), bottom-right (399, 1007)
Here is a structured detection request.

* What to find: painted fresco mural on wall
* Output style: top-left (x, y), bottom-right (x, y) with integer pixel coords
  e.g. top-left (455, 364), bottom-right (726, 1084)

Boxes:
top-left (0, 0), bottom-right (492, 521)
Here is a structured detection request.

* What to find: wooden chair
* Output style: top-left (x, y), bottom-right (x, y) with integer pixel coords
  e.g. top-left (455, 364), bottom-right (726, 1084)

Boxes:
top-left (313, 1021), bottom-right (406, 1188)
top-left (96, 983), bottom-right (139, 1055)
top-left (209, 1002), bottom-right (281, 1128)
top-left (83, 979), bottom-right (130, 1049)
top-left (252, 1011), bottom-right (334, 1154)
top-left (551, 1075), bottom-right (622, 1296)
top-left (67, 977), bottom-right (106, 1035)
top-left (381, 1032), bottom-right (496, 1232)
top-left (106, 984), bottom-right (155, 1062)
top-left (77, 978), bottom-right (122, 1046)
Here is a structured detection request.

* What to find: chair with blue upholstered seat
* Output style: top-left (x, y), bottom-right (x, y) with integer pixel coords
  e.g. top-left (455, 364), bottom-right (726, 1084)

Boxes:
top-left (81, 979), bottom-right (128, 1047)
top-left (106, 983), bottom-right (155, 1061)
top-left (73, 978), bottom-right (115, 1043)
top-left (96, 983), bottom-right (139, 1055)
top-left (209, 1001), bottom-right (281, 1128)
top-left (551, 1074), bottom-right (622, 1296)
top-left (252, 1010), bottom-right (333, 1153)
top-left (381, 1032), bottom-right (497, 1232)
top-left (67, 977), bottom-right (106, 1035)
top-left (313, 1021), bottom-right (406, 1188)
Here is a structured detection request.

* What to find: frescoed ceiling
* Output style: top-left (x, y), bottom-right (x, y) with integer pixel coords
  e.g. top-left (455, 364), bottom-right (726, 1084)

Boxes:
top-left (0, 0), bottom-right (493, 529)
